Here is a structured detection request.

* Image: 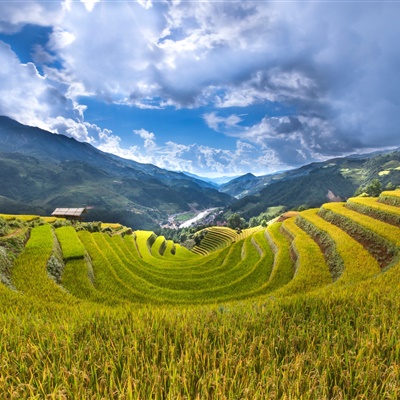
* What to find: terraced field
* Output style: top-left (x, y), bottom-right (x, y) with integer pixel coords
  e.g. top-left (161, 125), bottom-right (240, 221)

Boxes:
top-left (1, 190), bottom-right (400, 397)
top-left (191, 226), bottom-right (262, 255)
top-left (1, 192), bottom-right (400, 303)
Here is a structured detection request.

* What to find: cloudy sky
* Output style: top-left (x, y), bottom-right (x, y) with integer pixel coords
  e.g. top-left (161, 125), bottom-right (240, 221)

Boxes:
top-left (0, 0), bottom-right (399, 177)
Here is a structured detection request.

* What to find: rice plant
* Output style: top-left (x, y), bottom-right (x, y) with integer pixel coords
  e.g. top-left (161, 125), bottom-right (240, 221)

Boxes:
top-left (1, 195), bottom-right (400, 398)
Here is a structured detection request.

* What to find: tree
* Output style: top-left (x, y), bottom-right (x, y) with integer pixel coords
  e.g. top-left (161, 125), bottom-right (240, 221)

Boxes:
top-left (248, 217), bottom-right (258, 228)
top-left (354, 179), bottom-right (383, 197)
top-left (227, 213), bottom-right (245, 230)
top-left (364, 179), bottom-right (383, 197)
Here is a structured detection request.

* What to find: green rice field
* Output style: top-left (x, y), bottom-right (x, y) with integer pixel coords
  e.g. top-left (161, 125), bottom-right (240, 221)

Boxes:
top-left (1, 191), bottom-right (400, 398)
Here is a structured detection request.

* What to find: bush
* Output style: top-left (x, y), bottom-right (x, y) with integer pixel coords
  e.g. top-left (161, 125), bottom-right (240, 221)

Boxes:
top-left (0, 217), bottom-right (10, 237)
top-left (53, 219), bottom-right (72, 229)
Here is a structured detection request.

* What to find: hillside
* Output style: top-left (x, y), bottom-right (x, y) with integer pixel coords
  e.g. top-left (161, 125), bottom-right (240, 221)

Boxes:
top-left (221, 149), bottom-right (400, 199)
top-left (225, 151), bottom-right (400, 218)
top-left (1, 189), bottom-right (400, 396)
top-left (0, 117), bottom-right (232, 228)
top-left (1, 191), bottom-right (400, 397)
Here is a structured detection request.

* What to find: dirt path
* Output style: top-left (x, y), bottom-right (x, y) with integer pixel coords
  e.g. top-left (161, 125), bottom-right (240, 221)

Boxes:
top-left (1, 228), bottom-right (26, 240)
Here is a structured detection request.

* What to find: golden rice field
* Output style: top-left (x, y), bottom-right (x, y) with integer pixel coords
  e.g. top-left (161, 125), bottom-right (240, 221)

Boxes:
top-left (1, 191), bottom-right (400, 398)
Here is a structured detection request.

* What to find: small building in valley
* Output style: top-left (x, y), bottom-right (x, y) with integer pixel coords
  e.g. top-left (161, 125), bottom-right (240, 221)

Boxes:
top-left (51, 207), bottom-right (88, 221)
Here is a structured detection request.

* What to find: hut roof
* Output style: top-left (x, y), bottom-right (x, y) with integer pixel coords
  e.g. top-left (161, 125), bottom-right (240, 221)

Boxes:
top-left (51, 208), bottom-right (87, 217)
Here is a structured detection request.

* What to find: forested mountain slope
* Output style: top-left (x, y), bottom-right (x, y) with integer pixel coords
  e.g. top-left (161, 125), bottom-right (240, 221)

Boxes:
top-left (0, 116), bottom-right (232, 228)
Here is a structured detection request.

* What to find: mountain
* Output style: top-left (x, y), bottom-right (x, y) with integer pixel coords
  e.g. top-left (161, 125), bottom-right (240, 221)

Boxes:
top-left (219, 173), bottom-right (260, 198)
top-left (221, 149), bottom-right (400, 200)
top-left (226, 151), bottom-right (400, 219)
top-left (181, 171), bottom-right (241, 186)
top-left (0, 116), bottom-right (232, 229)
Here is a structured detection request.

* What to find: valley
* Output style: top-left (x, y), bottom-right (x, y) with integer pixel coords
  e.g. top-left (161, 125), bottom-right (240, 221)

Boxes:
top-left (1, 118), bottom-right (400, 398)
top-left (1, 117), bottom-right (400, 231)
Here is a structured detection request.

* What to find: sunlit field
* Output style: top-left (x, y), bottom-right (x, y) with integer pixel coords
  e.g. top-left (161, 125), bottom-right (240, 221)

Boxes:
top-left (1, 191), bottom-right (400, 398)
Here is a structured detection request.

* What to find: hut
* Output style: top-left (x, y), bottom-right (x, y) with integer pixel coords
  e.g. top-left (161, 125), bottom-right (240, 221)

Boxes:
top-left (51, 208), bottom-right (87, 222)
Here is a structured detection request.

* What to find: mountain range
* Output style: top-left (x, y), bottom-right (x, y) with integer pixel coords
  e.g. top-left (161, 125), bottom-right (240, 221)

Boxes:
top-left (1, 115), bottom-right (399, 228)
top-left (223, 149), bottom-right (400, 219)
top-left (0, 116), bottom-right (232, 229)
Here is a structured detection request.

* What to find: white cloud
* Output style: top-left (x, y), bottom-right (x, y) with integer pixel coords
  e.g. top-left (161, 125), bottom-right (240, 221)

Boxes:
top-left (80, 0), bottom-right (101, 13)
top-left (48, 28), bottom-right (76, 50)
top-left (31, 44), bottom-right (57, 65)
top-left (203, 112), bottom-right (242, 132)
top-left (137, 0), bottom-right (153, 10)
top-left (133, 128), bottom-right (157, 151)
top-left (0, 0), bottom-right (64, 33)
top-left (0, 42), bottom-right (60, 127)
top-left (1, 0), bottom-right (400, 173)
top-left (96, 128), bottom-right (287, 176)
top-left (0, 41), bottom-right (104, 144)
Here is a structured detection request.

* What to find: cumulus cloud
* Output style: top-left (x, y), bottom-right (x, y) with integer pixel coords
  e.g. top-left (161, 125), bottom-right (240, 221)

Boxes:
top-left (0, 41), bottom-right (109, 144)
top-left (96, 128), bottom-right (285, 177)
top-left (0, 0), bottom-right (63, 33)
top-left (58, 2), bottom-right (400, 149)
top-left (0, 41), bottom-right (63, 128)
top-left (1, 0), bottom-right (400, 175)
top-left (133, 129), bottom-right (157, 151)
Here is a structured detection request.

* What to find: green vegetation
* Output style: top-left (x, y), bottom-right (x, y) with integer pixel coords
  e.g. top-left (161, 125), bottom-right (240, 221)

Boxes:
top-left (227, 212), bottom-right (246, 229)
top-left (11, 224), bottom-right (76, 304)
top-left (297, 208), bottom-right (380, 285)
top-left (379, 189), bottom-right (400, 207)
top-left (174, 211), bottom-right (197, 222)
top-left (347, 196), bottom-right (400, 226)
top-left (277, 218), bottom-right (331, 296)
top-left (55, 226), bottom-right (86, 260)
top-left (1, 192), bottom-right (400, 397)
top-left (192, 226), bottom-right (261, 255)
top-left (354, 178), bottom-right (383, 197)
top-left (226, 150), bottom-right (400, 220)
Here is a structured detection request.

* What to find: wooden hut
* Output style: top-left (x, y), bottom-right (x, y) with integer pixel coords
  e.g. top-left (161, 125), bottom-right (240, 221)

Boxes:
top-left (51, 208), bottom-right (87, 222)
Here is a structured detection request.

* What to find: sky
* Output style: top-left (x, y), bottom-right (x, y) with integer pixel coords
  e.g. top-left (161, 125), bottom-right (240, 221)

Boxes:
top-left (0, 0), bottom-right (399, 178)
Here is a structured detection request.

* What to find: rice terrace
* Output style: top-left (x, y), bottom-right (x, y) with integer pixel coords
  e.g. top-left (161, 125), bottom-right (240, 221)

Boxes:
top-left (1, 190), bottom-right (400, 398)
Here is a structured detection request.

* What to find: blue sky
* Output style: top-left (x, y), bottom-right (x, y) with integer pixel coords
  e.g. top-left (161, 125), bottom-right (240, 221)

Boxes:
top-left (0, 1), bottom-right (399, 177)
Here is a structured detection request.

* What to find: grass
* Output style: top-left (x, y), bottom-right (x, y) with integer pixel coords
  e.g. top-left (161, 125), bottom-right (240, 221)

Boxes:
top-left (297, 209), bottom-right (380, 285)
top-left (151, 235), bottom-right (167, 258)
top-left (15, 215), bottom-right (40, 222)
top-left (1, 294), bottom-right (400, 399)
top-left (262, 222), bottom-right (294, 292)
top-left (41, 216), bottom-right (63, 223)
top-left (101, 222), bottom-right (123, 230)
top-left (11, 225), bottom-right (76, 304)
top-left (1, 199), bottom-right (400, 398)
top-left (0, 213), bottom-right (40, 222)
top-left (321, 202), bottom-right (400, 251)
top-left (347, 196), bottom-right (400, 226)
top-left (192, 226), bottom-right (262, 255)
top-left (276, 217), bottom-right (332, 297)
top-left (134, 230), bottom-right (156, 259)
top-left (379, 189), bottom-right (400, 207)
top-left (174, 211), bottom-right (196, 222)
top-left (0, 214), bottom-right (16, 221)
top-left (55, 226), bottom-right (86, 260)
